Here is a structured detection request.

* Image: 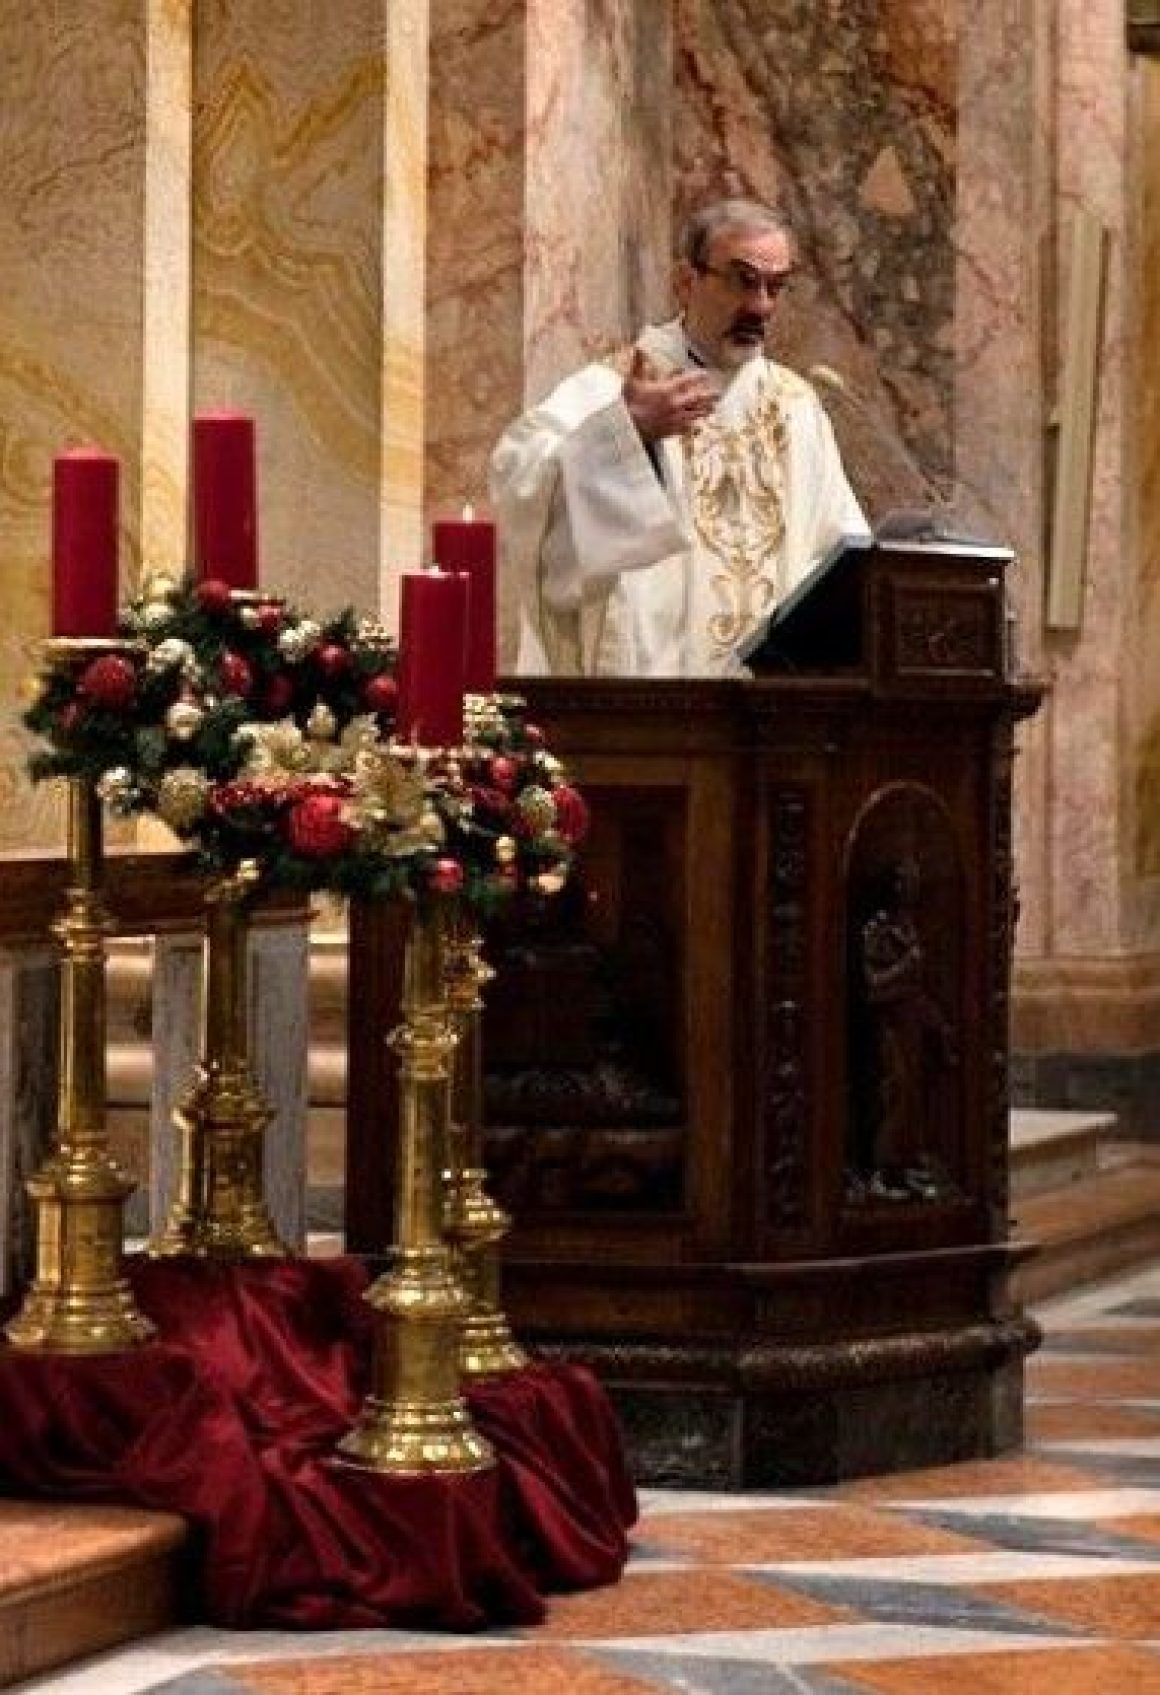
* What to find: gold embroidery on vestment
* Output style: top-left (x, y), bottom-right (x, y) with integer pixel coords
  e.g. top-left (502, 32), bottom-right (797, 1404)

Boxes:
top-left (683, 372), bottom-right (789, 658)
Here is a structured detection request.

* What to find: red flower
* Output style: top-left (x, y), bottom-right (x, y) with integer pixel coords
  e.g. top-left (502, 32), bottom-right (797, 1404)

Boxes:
top-left (286, 792), bottom-right (355, 858)
top-left (76, 654), bottom-right (137, 711)
top-left (218, 651), bottom-right (253, 698)
top-left (551, 784), bottom-right (589, 845)
top-left (260, 673), bottom-right (295, 717)
top-left (430, 857), bottom-right (465, 894)
top-left (363, 672), bottom-right (398, 714)
top-left (196, 578), bottom-right (235, 616)
top-left (314, 642), bottom-right (351, 679)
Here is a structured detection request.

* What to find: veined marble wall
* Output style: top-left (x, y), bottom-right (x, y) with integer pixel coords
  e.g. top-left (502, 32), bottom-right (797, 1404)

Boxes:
top-left (674, 0), bottom-right (956, 521)
top-left (193, 0), bottom-right (428, 619)
top-left (0, 3), bottom-right (150, 851)
top-left (1132, 59), bottom-right (1160, 895)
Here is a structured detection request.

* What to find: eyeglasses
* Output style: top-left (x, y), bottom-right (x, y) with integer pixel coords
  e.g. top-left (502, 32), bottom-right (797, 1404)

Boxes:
top-left (695, 260), bottom-right (795, 301)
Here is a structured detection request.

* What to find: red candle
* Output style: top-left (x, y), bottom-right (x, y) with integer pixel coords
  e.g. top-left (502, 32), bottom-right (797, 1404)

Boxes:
top-left (432, 507), bottom-right (497, 691)
top-left (193, 412), bottom-right (258, 589)
top-left (395, 569), bottom-right (469, 746)
top-left (52, 448), bottom-right (120, 637)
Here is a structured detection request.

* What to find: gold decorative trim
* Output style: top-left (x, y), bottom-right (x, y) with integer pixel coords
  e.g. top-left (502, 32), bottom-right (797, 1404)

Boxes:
top-left (684, 370), bottom-right (789, 661)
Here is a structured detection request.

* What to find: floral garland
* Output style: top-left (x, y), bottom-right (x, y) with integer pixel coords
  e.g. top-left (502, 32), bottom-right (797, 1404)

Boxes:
top-left (24, 574), bottom-right (587, 910)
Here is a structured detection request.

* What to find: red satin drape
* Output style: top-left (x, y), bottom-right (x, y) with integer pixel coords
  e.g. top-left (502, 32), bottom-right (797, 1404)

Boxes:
top-left (0, 1257), bottom-right (636, 1630)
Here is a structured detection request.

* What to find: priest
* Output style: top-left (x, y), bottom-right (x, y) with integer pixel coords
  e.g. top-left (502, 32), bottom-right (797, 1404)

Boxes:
top-left (490, 198), bottom-right (870, 677)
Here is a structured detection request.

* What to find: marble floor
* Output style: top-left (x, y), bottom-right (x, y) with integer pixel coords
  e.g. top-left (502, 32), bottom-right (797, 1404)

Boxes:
top-left (11, 1263), bottom-right (1160, 1695)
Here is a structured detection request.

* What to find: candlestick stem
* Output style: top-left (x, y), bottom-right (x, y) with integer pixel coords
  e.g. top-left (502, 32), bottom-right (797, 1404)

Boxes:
top-left (337, 901), bottom-right (493, 1473)
top-left (443, 914), bottom-right (527, 1378)
top-left (6, 674), bottom-right (153, 1351)
top-left (147, 862), bottom-right (289, 1258)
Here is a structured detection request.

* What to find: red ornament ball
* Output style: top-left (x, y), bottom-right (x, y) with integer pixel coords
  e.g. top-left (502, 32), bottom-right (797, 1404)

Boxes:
top-left (257, 602), bottom-right (283, 636)
top-left (218, 651), bottom-right (253, 698)
top-left (196, 577), bottom-right (235, 615)
top-left (429, 857), bottom-right (465, 894)
top-left (363, 672), bottom-right (399, 714)
top-left (551, 783), bottom-right (589, 845)
top-left (76, 654), bottom-right (137, 711)
top-left (260, 673), bottom-right (295, 717)
top-left (286, 792), bottom-right (355, 859)
top-left (523, 722), bottom-right (545, 746)
top-left (314, 642), bottom-right (351, 680)
top-left (489, 754), bottom-right (518, 791)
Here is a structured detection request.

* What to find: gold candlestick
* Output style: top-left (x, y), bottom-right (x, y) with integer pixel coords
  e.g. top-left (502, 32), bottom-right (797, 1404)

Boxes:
top-left (147, 861), bottom-right (289, 1259)
top-left (443, 914), bottom-right (527, 1379)
top-left (337, 901), bottom-right (493, 1473)
top-left (7, 646), bottom-right (154, 1350)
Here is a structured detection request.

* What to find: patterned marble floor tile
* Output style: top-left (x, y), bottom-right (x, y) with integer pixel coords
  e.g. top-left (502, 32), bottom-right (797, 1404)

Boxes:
top-left (747, 1573), bottom-right (1086, 1637)
top-left (1026, 1360), bottom-right (1160, 1398)
top-left (636, 1489), bottom-right (826, 1515)
top-left (531, 1568), bottom-right (855, 1640)
top-left (591, 1649), bottom-right (867, 1693)
top-left (566, 1623), bottom-right (1085, 1662)
top-left (972, 1570), bottom-right (1160, 1638)
top-left (1026, 1401), bottom-right (1160, 1442)
top-left (636, 1506), bottom-right (987, 1564)
top-left (739, 1551), bottom-right (1160, 1584)
top-left (814, 1643), bottom-right (1160, 1693)
top-left (1103, 1515), bottom-right (1160, 1545)
top-left (217, 1647), bottom-right (667, 1694)
top-left (1018, 1450), bottom-right (1160, 1487)
top-left (887, 1486), bottom-right (1160, 1518)
top-left (835, 1457), bottom-right (1104, 1503)
top-left (1038, 1325), bottom-right (1160, 1354)
top-left (902, 1509), bottom-right (1160, 1562)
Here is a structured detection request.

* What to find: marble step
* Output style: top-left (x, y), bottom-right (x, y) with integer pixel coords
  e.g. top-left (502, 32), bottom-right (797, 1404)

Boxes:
top-left (1010, 1149), bottom-right (1160, 1303)
top-left (0, 1499), bottom-right (186, 1688)
top-left (1009, 1106), bottom-right (1118, 1200)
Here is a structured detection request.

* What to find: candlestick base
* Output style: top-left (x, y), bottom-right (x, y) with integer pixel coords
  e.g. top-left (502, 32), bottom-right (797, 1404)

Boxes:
top-left (335, 1251), bottom-right (493, 1474)
top-left (336, 905), bottom-right (493, 1475)
top-left (446, 1168), bottom-right (528, 1379)
top-left (5, 756), bottom-right (153, 1355)
top-left (146, 1066), bottom-right (289, 1259)
top-left (4, 1152), bottom-right (154, 1353)
top-left (147, 867), bottom-right (290, 1261)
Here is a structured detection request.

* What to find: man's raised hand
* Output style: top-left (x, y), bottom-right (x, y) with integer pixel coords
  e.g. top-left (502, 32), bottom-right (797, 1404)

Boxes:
top-left (623, 347), bottom-right (719, 443)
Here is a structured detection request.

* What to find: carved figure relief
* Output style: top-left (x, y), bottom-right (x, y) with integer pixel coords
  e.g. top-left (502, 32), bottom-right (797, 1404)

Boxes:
top-left (845, 787), bottom-right (963, 1204)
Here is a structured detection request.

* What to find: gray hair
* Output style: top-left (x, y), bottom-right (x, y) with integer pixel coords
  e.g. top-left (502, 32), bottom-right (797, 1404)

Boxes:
top-left (681, 199), bottom-right (794, 269)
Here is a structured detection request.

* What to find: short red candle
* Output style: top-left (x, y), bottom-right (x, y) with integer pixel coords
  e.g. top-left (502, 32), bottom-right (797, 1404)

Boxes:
top-left (432, 509), bottom-right (497, 692)
top-left (193, 412), bottom-right (258, 590)
top-left (395, 570), bottom-right (469, 747)
top-left (52, 448), bottom-right (120, 637)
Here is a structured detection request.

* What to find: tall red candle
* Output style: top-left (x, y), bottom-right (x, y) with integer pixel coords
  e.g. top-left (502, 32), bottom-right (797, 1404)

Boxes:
top-left (395, 570), bottom-right (469, 746)
top-left (52, 448), bottom-right (120, 638)
top-left (432, 508), bottom-right (497, 692)
top-left (193, 412), bottom-right (258, 589)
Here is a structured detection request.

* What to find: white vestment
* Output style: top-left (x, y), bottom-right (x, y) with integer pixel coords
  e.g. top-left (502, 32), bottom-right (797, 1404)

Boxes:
top-left (490, 318), bottom-right (870, 678)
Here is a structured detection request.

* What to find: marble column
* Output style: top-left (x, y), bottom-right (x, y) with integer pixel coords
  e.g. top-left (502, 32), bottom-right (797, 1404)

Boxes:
top-left (1009, 4), bottom-right (1160, 1130)
top-left (425, 0), bottom-right (673, 666)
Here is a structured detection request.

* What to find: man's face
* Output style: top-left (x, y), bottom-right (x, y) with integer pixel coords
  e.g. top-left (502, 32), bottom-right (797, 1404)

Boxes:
top-left (676, 224), bottom-right (795, 370)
